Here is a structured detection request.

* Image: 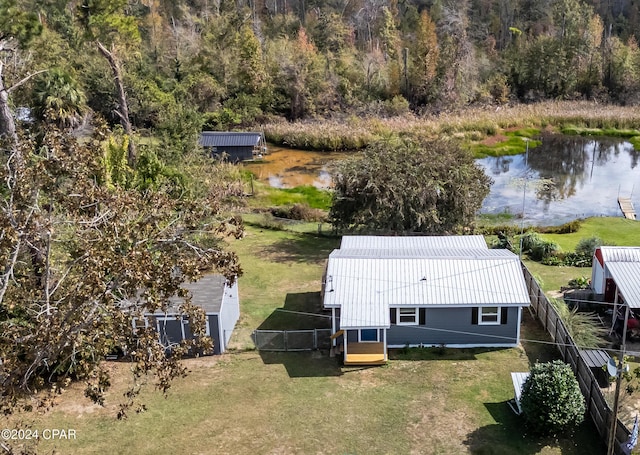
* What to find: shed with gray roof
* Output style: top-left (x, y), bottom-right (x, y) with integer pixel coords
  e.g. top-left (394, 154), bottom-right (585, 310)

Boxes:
top-left (199, 131), bottom-right (266, 162)
top-left (323, 235), bottom-right (531, 365)
top-left (143, 274), bottom-right (239, 355)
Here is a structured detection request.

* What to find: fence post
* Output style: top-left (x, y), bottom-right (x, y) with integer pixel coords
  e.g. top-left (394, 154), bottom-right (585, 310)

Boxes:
top-left (314, 329), bottom-right (318, 349)
top-left (543, 291), bottom-right (549, 331)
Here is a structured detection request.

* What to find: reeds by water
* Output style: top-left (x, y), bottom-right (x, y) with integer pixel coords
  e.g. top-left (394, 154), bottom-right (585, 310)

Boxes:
top-left (263, 101), bottom-right (640, 152)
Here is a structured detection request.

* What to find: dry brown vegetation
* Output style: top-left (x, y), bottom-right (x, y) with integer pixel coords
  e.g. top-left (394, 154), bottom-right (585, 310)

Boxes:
top-left (264, 101), bottom-right (640, 151)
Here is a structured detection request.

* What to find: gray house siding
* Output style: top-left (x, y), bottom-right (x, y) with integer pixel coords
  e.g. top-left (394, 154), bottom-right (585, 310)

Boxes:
top-left (386, 307), bottom-right (520, 347)
top-left (145, 277), bottom-right (239, 355)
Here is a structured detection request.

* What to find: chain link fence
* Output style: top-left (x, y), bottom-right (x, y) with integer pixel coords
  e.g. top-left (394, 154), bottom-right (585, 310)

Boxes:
top-left (252, 329), bottom-right (332, 351)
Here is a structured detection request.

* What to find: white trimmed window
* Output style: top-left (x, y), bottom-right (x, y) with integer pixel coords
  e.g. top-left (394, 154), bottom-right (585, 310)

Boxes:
top-left (479, 306), bottom-right (500, 325)
top-left (397, 307), bottom-right (419, 325)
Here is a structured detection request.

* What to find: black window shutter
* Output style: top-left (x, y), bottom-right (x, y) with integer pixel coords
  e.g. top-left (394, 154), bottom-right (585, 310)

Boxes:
top-left (390, 308), bottom-right (396, 324)
top-left (471, 307), bottom-right (478, 325)
top-left (419, 308), bottom-right (426, 325)
top-left (501, 307), bottom-right (508, 324)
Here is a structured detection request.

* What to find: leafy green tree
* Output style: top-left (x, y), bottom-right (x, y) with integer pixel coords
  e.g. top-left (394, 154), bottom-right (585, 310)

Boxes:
top-left (330, 136), bottom-right (492, 233)
top-left (32, 68), bottom-right (87, 128)
top-left (520, 360), bottom-right (586, 435)
top-left (268, 27), bottom-right (325, 119)
top-left (575, 236), bottom-right (604, 256)
top-left (237, 25), bottom-right (270, 97)
top-left (408, 9), bottom-right (439, 104)
top-left (0, 0), bottom-right (43, 150)
top-left (78, 0), bottom-right (142, 165)
top-left (0, 126), bottom-right (242, 418)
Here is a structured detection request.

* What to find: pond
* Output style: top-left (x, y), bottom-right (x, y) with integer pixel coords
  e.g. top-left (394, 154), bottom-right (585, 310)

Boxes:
top-left (248, 136), bottom-right (640, 226)
top-left (243, 145), bottom-right (349, 189)
top-left (478, 134), bottom-right (640, 225)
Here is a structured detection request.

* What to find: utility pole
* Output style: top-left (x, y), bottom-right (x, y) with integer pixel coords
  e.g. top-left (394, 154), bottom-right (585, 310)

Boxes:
top-left (608, 302), bottom-right (630, 455)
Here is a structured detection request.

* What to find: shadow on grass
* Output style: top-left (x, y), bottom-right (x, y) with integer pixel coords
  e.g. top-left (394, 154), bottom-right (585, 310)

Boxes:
top-left (258, 351), bottom-right (343, 378)
top-left (389, 346), bottom-right (504, 361)
top-left (463, 402), bottom-right (606, 454)
top-left (257, 291), bottom-right (331, 330)
top-left (262, 232), bottom-right (340, 263)
top-left (254, 292), bottom-right (339, 377)
top-left (520, 310), bottom-right (563, 365)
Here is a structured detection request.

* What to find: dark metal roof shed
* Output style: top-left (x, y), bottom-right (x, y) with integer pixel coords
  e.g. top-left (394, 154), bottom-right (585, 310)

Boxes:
top-left (199, 131), bottom-right (263, 148)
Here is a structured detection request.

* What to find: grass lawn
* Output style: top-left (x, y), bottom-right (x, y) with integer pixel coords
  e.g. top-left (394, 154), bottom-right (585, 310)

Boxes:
top-left (5, 225), bottom-right (607, 455)
top-left (521, 217), bottom-right (640, 292)
top-left (10, 317), bottom-right (604, 455)
top-left (541, 217), bottom-right (640, 251)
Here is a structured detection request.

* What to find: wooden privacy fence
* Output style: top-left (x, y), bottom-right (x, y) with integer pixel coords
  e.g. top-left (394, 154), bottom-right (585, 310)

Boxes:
top-left (252, 329), bottom-right (332, 351)
top-left (522, 264), bottom-right (631, 453)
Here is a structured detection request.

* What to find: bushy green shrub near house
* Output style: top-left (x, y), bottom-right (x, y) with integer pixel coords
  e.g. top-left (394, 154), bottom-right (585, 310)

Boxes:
top-left (521, 360), bottom-right (586, 435)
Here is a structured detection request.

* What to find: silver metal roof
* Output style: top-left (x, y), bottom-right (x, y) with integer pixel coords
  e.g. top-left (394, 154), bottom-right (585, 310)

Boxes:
top-left (599, 246), bottom-right (640, 263)
top-left (340, 298), bottom-right (390, 330)
top-left (199, 132), bottom-right (263, 148)
top-left (340, 235), bottom-right (488, 250)
top-left (324, 236), bottom-right (529, 328)
top-left (606, 261), bottom-right (640, 309)
top-left (330, 248), bottom-right (514, 259)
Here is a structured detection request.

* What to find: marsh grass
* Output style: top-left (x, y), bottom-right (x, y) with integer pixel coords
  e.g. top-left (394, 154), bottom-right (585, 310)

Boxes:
top-left (474, 135), bottom-right (542, 157)
top-left (264, 101), bottom-right (640, 152)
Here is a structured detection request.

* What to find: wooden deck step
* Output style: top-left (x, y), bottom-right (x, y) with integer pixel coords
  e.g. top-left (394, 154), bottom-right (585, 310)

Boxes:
top-left (344, 353), bottom-right (387, 366)
top-left (344, 342), bottom-right (386, 366)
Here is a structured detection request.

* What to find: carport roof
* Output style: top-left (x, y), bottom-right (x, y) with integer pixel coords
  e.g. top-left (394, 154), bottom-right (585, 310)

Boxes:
top-left (606, 261), bottom-right (640, 309)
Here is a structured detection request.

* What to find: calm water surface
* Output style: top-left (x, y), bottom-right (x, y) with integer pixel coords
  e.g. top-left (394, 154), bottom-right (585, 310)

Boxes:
top-left (243, 145), bottom-right (349, 188)
top-left (478, 135), bottom-right (640, 225)
top-left (249, 137), bottom-right (640, 225)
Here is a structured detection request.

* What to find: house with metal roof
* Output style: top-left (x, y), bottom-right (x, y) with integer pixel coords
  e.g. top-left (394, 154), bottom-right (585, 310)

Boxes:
top-left (323, 235), bottom-right (531, 366)
top-left (199, 131), bottom-right (266, 162)
top-left (591, 247), bottom-right (640, 339)
top-left (140, 274), bottom-right (240, 355)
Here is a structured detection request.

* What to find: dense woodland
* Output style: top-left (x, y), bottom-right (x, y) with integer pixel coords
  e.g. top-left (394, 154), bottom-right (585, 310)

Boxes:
top-left (3, 0), bottom-right (640, 146)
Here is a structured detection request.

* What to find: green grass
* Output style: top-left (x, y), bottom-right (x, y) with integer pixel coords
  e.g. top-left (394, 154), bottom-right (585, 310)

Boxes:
top-left (226, 226), bottom-right (340, 349)
top-left (541, 217), bottom-right (640, 251)
top-left (15, 336), bottom-right (603, 455)
top-left (249, 182), bottom-right (333, 210)
top-left (472, 135), bottom-right (542, 158)
top-left (5, 224), bottom-right (607, 454)
top-left (560, 126), bottom-right (640, 137)
top-left (517, 217), bottom-right (640, 292)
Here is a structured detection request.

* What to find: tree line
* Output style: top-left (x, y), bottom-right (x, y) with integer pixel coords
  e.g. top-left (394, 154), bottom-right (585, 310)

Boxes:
top-left (2, 0), bottom-right (640, 149)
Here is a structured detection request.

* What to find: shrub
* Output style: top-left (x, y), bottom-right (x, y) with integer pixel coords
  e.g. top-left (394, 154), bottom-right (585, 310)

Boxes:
top-left (520, 360), bottom-right (586, 435)
top-left (269, 203), bottom-right (326, 222)
top-left (561, 251), bottom-right (592, 267)
top-left (551, 299), bottom-right (608, 348)
top-left (520, 231), bottom-right (560, 261)
top-left (575, 237), bottom-right (603, 256)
